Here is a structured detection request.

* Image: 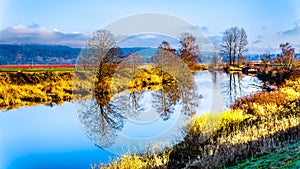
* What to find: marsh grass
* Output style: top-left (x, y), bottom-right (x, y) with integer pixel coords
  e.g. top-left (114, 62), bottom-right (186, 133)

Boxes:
top-left (0, 71), bottom-right (73, 110)
top-left (94, 142), bottom-right (172, 169)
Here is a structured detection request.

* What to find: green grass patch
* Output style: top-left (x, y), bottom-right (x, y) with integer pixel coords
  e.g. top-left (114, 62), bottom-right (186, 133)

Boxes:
top-left (228, 140), bottom-right (300, 168)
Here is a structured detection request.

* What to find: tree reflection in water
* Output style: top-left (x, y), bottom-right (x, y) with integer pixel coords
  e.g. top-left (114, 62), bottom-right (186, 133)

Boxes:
top-left (152, 82), bottom-right (180, 121)
top-left (76, 35), bottom-right (199, 149)
top-left (78, 79), bottom-right (198, 148)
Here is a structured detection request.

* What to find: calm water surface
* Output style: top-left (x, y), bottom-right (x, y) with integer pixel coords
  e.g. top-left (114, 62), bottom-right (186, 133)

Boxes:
top-left (0, 72), bottom-right (263, 169)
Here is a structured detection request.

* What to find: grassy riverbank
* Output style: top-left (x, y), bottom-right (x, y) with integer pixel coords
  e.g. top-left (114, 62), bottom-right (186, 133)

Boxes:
top-left (0, 71), bottom-right (73, 110)
top-left (0, 66), bottom-right (181, 110)
top-left (98, 73), bottom-right (300, 168)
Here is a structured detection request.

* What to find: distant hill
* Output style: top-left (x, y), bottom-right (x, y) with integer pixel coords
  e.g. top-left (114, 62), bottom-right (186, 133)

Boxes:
top-left (0, 45), bottom-right (149, 65)
top-left (1, 44), bottom-right (298, 65)
top-left (0, 44), bottom-right (81, 65)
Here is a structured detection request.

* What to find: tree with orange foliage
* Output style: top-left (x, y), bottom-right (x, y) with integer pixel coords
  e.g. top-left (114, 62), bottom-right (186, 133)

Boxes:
top-left (274, 42), bottom-right (296, 71)
top-left (179, 33), bottom-right (202, 69)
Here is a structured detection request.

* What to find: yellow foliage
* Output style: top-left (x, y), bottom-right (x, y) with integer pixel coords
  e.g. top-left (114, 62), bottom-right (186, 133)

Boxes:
top-left (99, 149), bottom-right (171, 169)
top-left (249, 103), bottom-right (266, 116)
top-left (0, 71), bottom-right (74, 110)
top-left (189, 109), bottom-right (253, 136)
top-left (219, 109), bottom-right (248, 125)
top-left (280, 88), bottom-right (300, 101)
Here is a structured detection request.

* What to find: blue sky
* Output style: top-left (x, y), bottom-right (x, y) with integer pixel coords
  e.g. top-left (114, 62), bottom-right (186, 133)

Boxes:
top-left (1, 0), bottom-right (300, 53)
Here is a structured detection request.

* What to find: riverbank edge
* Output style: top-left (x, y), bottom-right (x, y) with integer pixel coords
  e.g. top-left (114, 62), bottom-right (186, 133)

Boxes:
top-left (98, 74), bottom-right (300, 169)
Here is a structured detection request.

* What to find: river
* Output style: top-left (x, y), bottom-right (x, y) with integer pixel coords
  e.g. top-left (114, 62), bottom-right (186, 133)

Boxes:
top-left (0, 72), bottom-right (263, 169)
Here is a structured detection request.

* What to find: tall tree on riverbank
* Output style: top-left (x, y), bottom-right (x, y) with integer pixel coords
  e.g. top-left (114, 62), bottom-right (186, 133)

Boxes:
top-left (220, 27), bottom-right (248, 66)
top-left (274, 42), bottom-right (296, 71)
top-left (87, 29), bottom-right (116, 64)
top-left (179, 33), bottom-right (202, 69)
top-left (85, 29), bottom-right (124, 79)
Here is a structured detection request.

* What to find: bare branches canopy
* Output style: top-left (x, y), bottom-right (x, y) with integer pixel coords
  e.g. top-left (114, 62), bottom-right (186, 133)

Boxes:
top-left (220, 27), bottom-right (248, 66)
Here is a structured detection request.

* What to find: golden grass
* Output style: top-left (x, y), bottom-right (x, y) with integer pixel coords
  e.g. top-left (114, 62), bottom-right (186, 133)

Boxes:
top-left (0, 71), bottom-right (73, 110)
top-left (95, 143), bottom-right (172, 169)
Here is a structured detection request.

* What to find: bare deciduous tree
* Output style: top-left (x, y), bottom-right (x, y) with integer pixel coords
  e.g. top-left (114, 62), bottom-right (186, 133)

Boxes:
top-left (221, 29), bottom-right (234, 65)
top-left (220, 27), bottom-right (248, 66)
top-left (87, 29), bottom-right (116, 64)
top-left (210, 46), bottom-right (222, 68)
top-left (84, 29), bottom-right (125, 81)
top-left (238, 28), bottom-right (248, 60)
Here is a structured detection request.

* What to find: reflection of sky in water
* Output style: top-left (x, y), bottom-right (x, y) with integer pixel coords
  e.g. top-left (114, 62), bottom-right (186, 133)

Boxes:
top-left (0, 72), bottom-right (263, 168)
top-left (0, 103), bottom-right (115, 169)
top-left (107, 103), bottom-right (185, 155)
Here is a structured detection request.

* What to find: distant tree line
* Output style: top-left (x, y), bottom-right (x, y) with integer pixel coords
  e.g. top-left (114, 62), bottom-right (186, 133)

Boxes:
top-left (0, 44), bottom-right (150, 65)
top-left (0, 44), bottom-right (80, 65)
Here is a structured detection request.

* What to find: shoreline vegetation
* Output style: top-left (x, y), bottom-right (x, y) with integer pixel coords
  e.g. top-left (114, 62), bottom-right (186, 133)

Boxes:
top-left (96, 75), bottom-right (300, 169)
top-left (96, 65), bottom-right (300, 168)
top-left (0, 71), bottom-right (73, 110)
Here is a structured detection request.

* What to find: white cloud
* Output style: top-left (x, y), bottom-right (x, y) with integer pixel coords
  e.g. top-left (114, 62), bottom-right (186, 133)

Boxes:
top-left (53, 28), bottom-right (60, 32)
top-left (0, 24), bottom-right (89, 47)
top-left (117, 33), bottom-right (179, 48)
top-left (138, 34), bottom-right (157, 39)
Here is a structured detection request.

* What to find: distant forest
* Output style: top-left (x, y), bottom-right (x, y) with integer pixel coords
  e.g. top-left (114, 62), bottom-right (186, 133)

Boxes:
top-left (0, 44), bottom-right (151, 65)
top-left (0, 44), bottom-right (81, 65)
top-left (0, 44), bottom-right (299, 65)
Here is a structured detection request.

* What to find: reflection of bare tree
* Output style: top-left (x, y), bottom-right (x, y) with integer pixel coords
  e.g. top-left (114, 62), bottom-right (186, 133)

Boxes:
top-left (152, 79), bottom-right (180, 120)
top-left (76, 37), bottom-right (199, 149)
top-left (78, 101), bottom-right (126, 148)
top-left (153, 44), bottom-right (199, 117)
top-left (113, 90), bottom-right (145, 118)
top-left (211, 71), bottom-right (217, 85)
top-left (180, 83), bottom-right (199, 116)
top-left (77, 78), bottom-right (128, 148)
top-left (225, 73), bottom-right (245, 106)
top-left (76, 29), bottom-right (127, 148)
